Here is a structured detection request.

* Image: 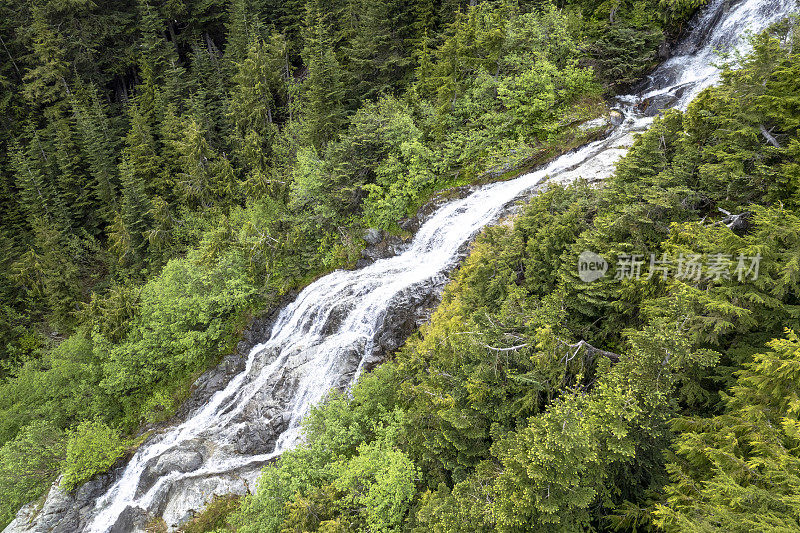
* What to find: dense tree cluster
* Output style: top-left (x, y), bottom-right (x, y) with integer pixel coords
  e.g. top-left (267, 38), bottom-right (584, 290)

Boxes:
top-left (231, 21), bottom-right (800, 532)
top-left (0, 0), bottom-right (713, 527)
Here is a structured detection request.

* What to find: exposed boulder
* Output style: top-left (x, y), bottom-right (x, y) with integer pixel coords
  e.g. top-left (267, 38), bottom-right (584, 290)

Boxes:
top-left (363, 228), bottom-right (383, 246)
top-left (3, 471), bottom-right (119, 533)
top-left (108, 506), bottom-right (149, 533)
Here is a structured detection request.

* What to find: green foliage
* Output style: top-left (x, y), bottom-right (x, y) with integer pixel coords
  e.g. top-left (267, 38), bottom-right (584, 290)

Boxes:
top-left (0, 333), bottom-right (102, 446)
top-left (346, 96), bottom-right (437, 227)
top-left (0, 421), bottom-right (64, 523)
top-left (0, 0), bottom-right (784, 527)
top-left (99, 249), bottom-right (257, 423)
top-left (233, 377), bottom-right (407, 533)
top-left (328, 427), bottom-right (418, 532)
top-left (231, 21), bottom-right (800, 533)
top-left (229, 34), bottom-right (287, 196)
top-left (572, 0), bottom-right (699, 88)
top-left (179, 494), bottom-right (240, 533)
top-left (654, 330), bottom-right (800, 532)
top-left (60, 420), bottom-right (129, 490)
top-left (0, 421), bottom-right (64, 526)
top-left (492, 376), bottom-right (641, 531)
top-left (586, 24), bottom-right (663, 87)
top-left (301, 1), bottom-right (347, 150)
top-left (176, 117), bottom-right (236, 208)
top-left (341, 0), bottom-right (414, 107)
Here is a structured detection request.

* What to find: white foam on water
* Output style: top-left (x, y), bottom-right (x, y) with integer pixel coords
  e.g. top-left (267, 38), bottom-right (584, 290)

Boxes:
top-left (79, 1), bottom-right (798, 530)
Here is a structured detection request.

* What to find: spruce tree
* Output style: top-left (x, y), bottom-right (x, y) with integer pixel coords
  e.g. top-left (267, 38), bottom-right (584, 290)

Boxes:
top-left (135, 0), bottom-right (173, 123)
top-left (655, 330), bottom-right (800, 532)
top-left (9, 133), bottom-right (68, 233)
top-left (157, 102), bottom-right (185, 206)
top-left (177, 117), bottom-right (236, 208)
top-left (53, 118), bottom-right (93, 233)
top-left (229, 34), bottom-right (287, 195)
top-left (112, 157), bottom-right (152, 269)
top-left (224, 0), bottom-right (255, 67)
top-left (72, 90), bottom-right (119, 226)
top-left (22, 6), bottom-right (70, 112)
top-left (341, 0), bottom-right (414, 107)
top-left (301, 1), bottom-right (346, 150)
top-left (187, 43), bottom-right (232, 151)
top-left (122, 102), bottom-right (166, 199)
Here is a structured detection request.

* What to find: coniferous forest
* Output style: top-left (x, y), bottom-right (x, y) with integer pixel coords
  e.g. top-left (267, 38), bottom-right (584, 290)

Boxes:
top-left (1, 0), bottom-right (799, 531)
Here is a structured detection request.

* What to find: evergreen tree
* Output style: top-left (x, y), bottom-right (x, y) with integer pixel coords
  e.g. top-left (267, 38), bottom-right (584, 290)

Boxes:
top-left (112, 157), bottom-right (152, 269)
top-left (135, 0), bottom-right (173, 123)
top-left (177, 117), bottom-right (236, 208)
top-left (157, 102), bottom-right (186, 206)
top-left (53, 118), bottom-right (93, 232)
top-left (224, 0), bottom-right (256, 67)
top-left (121, 102), bottom-right (165, 199)
top-left (9, 129), bottom-right (72, 234)
top-left (229, 34), bottom-right (287, 195)
top-left (187, 42), bottom-right (232, 151)
top-left (341, 0), bottom-right (414, 107)
top-left (72, 90), bottom-right (119, 226)
top-left (301, 1), bottom-right (347, 150)
top-left (655, 330), bottom-right (800, 532)
top-left (22, 5), bottom-right (70, 112)
top-left (9, 139), bottom-right (82, 328)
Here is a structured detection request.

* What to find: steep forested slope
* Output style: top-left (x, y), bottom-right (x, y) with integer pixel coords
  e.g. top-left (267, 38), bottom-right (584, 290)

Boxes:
top-left (0, 0), bottom-right (728, 527)
top-left (229, 21), bottom-right (800, 532)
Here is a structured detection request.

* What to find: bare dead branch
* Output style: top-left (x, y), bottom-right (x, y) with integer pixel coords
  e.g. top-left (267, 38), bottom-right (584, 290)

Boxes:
top-left (760, 124), bottom-right (781, 148)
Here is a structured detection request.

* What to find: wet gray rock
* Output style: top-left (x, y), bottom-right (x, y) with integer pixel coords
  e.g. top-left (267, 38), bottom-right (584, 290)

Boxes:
top-left (26, 484), bottom-right (79, 533)
top-left (3, 472), bottom-right (119, 533)
top-left (359, 234), bottom-right (410, 265)
top-left (576, 116), bottom-right (611, 132)
top-left (658, 39), bottom-right (671, 60)
top-left (2, 502), bottom-right (37, 533)
top-left (363, 228), bottom-right (383, 245)
top-left (638, 83), bottom-right (692, 117)
top-left (108, 506), bottom-right (149, 533)
top-left (157, 468), bottom-right (257, 528)
top-left (364, 276), bottom-right (445, 373)
top-left (138, 448), bottom-right (205, 497)
top-left (233, 413), bottom-right (290, 455)
top-left (156, 449), bottom-right (204, 474)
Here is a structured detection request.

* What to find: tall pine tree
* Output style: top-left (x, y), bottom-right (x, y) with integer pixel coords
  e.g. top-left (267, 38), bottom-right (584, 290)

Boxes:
top-left (301, 1), bottom-right (346, 150)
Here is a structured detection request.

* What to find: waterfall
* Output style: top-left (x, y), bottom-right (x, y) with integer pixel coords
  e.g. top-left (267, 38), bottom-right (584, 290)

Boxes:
top-left (6, 0), bottom-right (795, 531)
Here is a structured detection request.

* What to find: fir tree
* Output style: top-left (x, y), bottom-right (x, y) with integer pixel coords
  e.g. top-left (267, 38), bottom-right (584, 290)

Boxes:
top-left (301, 1), bottom-right (347, 150)
top-left (122, 102), bottom-right (166, 199)
top-left (135, 0), bottom-right (173, 123)
top-left (53, 118), bottom-right (93, 233)
top-left (72, 90), bottom-right (119, 226)
top-left (655, 330), bottom-right (800, 532)
top-left (187, 42), bottom-right (232, 151)
top-left (112, 157), bottom-right (152, 268)
top-left (341, 0), bottom-right (414, 107)
top-left (22, 5), bottom-right (70, 111)
top-left (229, 34), bottom-right (287, 195)
top-left (224, 0), bottom-right (255, 67)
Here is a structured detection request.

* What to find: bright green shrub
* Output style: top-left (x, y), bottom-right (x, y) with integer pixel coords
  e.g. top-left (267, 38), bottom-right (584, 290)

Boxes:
top-left (0, 421), bottom-right (64, 526)
top-left (98, 250), bottom-right (257, 421)
top-left (0, 333), bottom-right (102, 447)
top-left (61, 420), bottom-right (129, 490)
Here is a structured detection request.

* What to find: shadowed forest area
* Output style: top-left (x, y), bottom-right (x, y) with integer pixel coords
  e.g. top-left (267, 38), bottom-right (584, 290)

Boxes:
top-left (1, 0), bottom-right (799, 531)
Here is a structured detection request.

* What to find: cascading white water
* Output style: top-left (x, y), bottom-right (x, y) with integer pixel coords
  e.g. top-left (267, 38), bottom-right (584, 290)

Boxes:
top-left (8, 1), bottom-right (794, 531)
